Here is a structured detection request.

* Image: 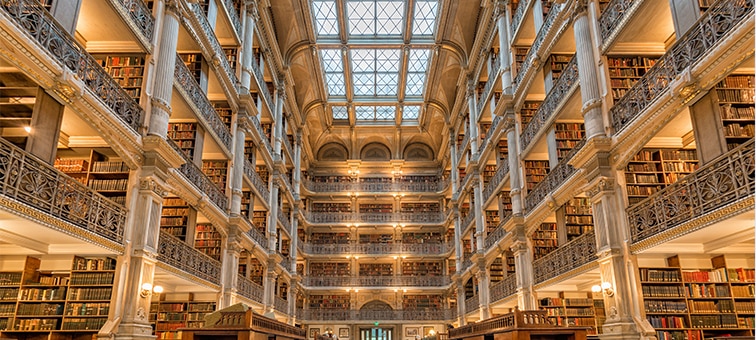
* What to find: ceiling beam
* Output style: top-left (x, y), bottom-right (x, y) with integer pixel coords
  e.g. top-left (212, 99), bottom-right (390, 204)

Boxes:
top-left (704, 229), bottom-right (755, 253)
top-left (0, 228), bottom-right (49, 254)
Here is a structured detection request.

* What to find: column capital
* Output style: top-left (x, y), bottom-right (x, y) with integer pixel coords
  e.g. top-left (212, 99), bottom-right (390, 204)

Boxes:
top-left (494, 0), bottom-right (508, 18)
top-left (164, 0), bottom-right (182, 15)
top-left (139, 178), bottom-right (167, 197)
top-left (245, 2), bottom-right (259, 20)
top-left (585, 176), bottom-right (615, 198)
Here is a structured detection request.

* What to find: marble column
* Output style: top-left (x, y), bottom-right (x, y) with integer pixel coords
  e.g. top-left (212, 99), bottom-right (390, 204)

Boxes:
top-left (239, 4), bottom-right (258, 93)
top-left (496, 0), bottom-right (513, 95)
top-left (476, 268), bottom-right (491, 320)
top-left (272, 82), bottom-right (286, 157)
top-left (449, 129), bottom-right (459, 194)
top-left (466, 81), bottom-right (480, 153)
top-left (472, 176), bottom-right (485, 251)
top-left (572, 3), bottom-right (605, 139)
top-left (267, 181), bottom-right (280, 251)
top-left (230, 115), bottom-right (247, 217)
top-left (148, 0), bottom-right (181, 138)
top-left (220, 229), bottom-right (243, 308)
top-left (511, 223), bottom-right (536, 310)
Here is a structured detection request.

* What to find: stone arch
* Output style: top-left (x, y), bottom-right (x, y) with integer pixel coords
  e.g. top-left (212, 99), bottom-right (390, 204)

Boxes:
top-left (317, 142), bottom-right (349, 161)
top-left (403, 142), bottom-right (434, 161)
top-left (360, 142), bottom-right (391, 161)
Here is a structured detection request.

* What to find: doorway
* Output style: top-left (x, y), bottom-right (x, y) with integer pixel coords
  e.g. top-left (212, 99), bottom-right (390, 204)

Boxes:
top-left (360, 328), bottom-right (393, 340)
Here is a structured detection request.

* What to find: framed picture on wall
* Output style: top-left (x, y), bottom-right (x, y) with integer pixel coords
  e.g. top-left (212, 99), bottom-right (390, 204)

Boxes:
top-left (423, 327), bottom-right (435, 336)
top-left (310, 328), bottom-right (320, 339)
top-left (405, 327), bottom-right (419, 337)
top-left (339, 328), bottom-right (349, 338)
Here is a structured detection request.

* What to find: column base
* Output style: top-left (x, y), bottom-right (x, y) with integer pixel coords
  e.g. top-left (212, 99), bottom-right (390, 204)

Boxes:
top-left (600, 320), bottom-right (656, 340)
top-left (114, 321), bottom-right (156, 340)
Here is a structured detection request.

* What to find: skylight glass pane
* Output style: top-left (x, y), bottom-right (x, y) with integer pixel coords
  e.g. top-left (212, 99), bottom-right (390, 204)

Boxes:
top-left (405, 73), bottom-right (425, 96)
top-left (347, 0), bottom-right (404, 36)
top-left (376, 73), bottom-right (398, 95)
top-left (351, 49), bottom-right (375, 72)
top-left (325, 73), bottom-right (346, 95)
top-left (375, 106), bottom-right (395, 120)
top-left (313, 1), bottom-right (340, 36)
top-left (375, 1), bottom-right (404, 35)
top-left (403, 105), bottom-right (420, 119)
top-left (347, 1), bottom-right (375, 35)
top-left (353, 73), bottom-right (373, 95)
top-left (332, 106), bottom-right (348, 119)
top-left (355, 106), bottom-right (374, 120)
top-left (412, 1), bottom-right (438, 36)
top-left (376, 49), bottom-right (401, 72)
top-left (320, 49), bottom-right (343, 72)
top-left (407, 49), bottom-right (430, 72)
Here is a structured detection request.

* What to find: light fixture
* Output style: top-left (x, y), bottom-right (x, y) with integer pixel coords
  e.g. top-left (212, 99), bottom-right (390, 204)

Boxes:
top-left (592, 281), bottom-right (614, 297)
top-left (140, 282), bottom-right (163, 298)
top-left (428, 330), bottom-right (436, 336)
top-left (24, 126), bottom-right (31, 133)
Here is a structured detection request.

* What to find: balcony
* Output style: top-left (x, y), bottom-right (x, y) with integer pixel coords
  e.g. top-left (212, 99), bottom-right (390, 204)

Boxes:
top-left (513, 3), bottom-right (562, 87)
top-left (174, 55), bottom-right (233, 153)
top-left (251, 116), bottom-right (274, 155)
top-left (303, 177), bottom-right (445, 193)
top-left (519, 56), bottom-right (578, 152)
top-left (532, 231), bottom-right (597, 285)
top-left (220, 0), bottom-right (242, 39)
top-left (158, 231), bottom-right (221, 286)
top-left (610, 0), bottom-right (754, 134)
top-left (524, 138), bottom-right (585, 213)
top-left (460, 212), bottom-right (475, 231)
top-left (1, 0), bottom-right (143, 134)
top-left (274, 296), bottom-right (288, 313)
top-left (305, 211), bottom-right (446, 224)
top-left (448, 309), bottom-right (552, 339)
top-left (485, 218), bottom-right (511, 249)
top-left (628, 139), bottom-right (755, 248)
top-left (0, 137), bottom-right (127, 247)
top-left (277, 210), bottom-right (290, 230)
top-left (187, 3), bottom-right (238, 94)
top-left (301, 275), bottom-right (452, 288)
top-left (243, 219), bottom-right (267, 249)
top-left (250, 55), bottom-right (273, 109)
top-left (510, 0), bottom-right (528, 36)
top-left (490, 275), bottom-right (517, 303)
top-left (482, 159), bottom-right (509, 203)
top-left (168, 140), bottom-right (228, 212)
top-left (461, 253), bottom-right (474, 272)
top-left (478, 115), bottom-right (503, 154)
top-left (457, 134), bottom-right (470, 161)
top-left (297, 309), bottom-right (455, 321)
top-left (300, 242), bottom-right (453, 256)
top-left (237, 274), bottom-right (264, 304)
top-left (476, 56), bottom-right (501, 115)
top-left (244, 160), bottom-right (270, 199)
top-left (111, 0), bottom-right (154, 43)
top-left (464, 295), bottom-right (479, 313)
top-left (598, 0), bottom-right (640, 49)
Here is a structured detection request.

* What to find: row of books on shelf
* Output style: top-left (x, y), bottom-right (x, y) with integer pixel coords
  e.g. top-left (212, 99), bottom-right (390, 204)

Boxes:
top-left (606, 56), bottom-right (657, 68)
top-left (36, 275), bottom-right (69, 286)
top-left (91, 161), bottom-right (129, 173)
top-left (68, 288), bottom-right (112, 301)
top-left (716, 89), bottom-right (755, 103)
top-left (720, 105), bottom-right (755, 119)
top-left (54, 159), bottom-right (88, 172)
top-left (87, 179), bottom-right (128, 191)
top-left (73, 257), bottom-right (116, 271)
top-left (662, 162), bottom-right (698, 172)
top-left (70, 272), bottom-right (114, 285)
top-left (723, 123), bottom-right (755, 137)
top-left (641, 268), bottom-right (755, 283)
top-left (717, 75), bottom-right (754, 88)
top-left (19, 288), bottom-right (66, 301)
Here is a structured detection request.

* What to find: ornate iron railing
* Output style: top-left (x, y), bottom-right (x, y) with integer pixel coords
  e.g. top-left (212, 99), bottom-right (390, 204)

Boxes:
top-left (449, 309), bottom-right (552, 339)
top-left (244, 219), bottom-right (267, 247)
top-left (237, 274), bottom-right (264, 304)
top-left (277, 210), bottom-right (290, 230)
top-left (461, 211), bottom-right (475, 231)
top-left (298, 309), bottom-right (455, 321)
top-left (279, 254), bottom-right (292, 272)
top-left (0, 0), bottom-right (143, 133)
top-left (302, 275), bottom-right (452, 287)
top-left (461, 253), bottom-right (473, 271)
top-left (513, 3), bottom-right (561, 86)
top-left (520, 56), bottom-right (578, 150)
top-left (0, 137), bottom-right (127, 245)
top-left (250, 116), bottom-right (274, 155)
top-left (485, 217), bottom-right (511, 249)
top-left (158, 230), bottom-right (221, 285)
top-left (510, 0), bottom-right (528, 35)
top-left (483, 160), bottom-right (509, 202)
top-left (490, 274), bottom-right (517, 303)
top-left (628, 139), bottom-right (755, 244)
top-left (476, 56), bottom-right (501, 115)
top-left (189, 3), bottom-right (239, 87)
top-left (303, 178), bottom-right (445, 193)
top-left (113, 0), bottom-right (154, 40)
top-left (282, 134), bottom-right (294, 158)
top-left (457, 134), bottom-right (470, 161)
top-left (244, 160), bottom-right (270, 199)
top-left (479, 115), bottom-right (502, 153)
top-left (598, 0), bottom-right (638, 43)
top-left (533, 231), bottom-right (597, 284)
top-left (524, 138), bottom-right (585, 213)
top-left (174, 55), bottom-right (233, 151)
top-left (300, 242), bottom-right (452, 256)
top-left (250, 57), bottom-right (273, 108)
top-left (221, 0), bottom-right (242, 38)
top-left (306, 211), bottom-right (446, 224)
top-left (611, 0), bottom-right (754, 134)
top-left (168, 140), bottom-right (228, 211)
top-left (465, 295), bottom-right (479, 313)
top-left (274, 296), bottom-right (288, 313)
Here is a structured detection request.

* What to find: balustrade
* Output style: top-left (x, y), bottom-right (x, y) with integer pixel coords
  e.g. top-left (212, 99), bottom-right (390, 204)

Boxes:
top-left (484, 218), bottom-right (510, 249)
top-left (457, 134), bottom-right (470, 161)
top-left (221, 0), bottom-right (242, 38)
top-left (519, 56), bottom-right (578, 151)
top-left (303, 178), bottom-right (444, 193)
top-left (476, 56), bottom-right (501, 115)
top-left (168, 140), bottom-right (228, 211)
top-left (483, 159), bottom-right (509, 202)
top-left (490, 274), bottom-right (517, 303)
top-left (158, 231), bottom-right (221, 285)
top-left (300, 242), bottom-right (452, 256)
top-left (611, 0), bottom-right (753, 133)
top-left (250, 57), bottom-right (273, 108)
top-left (174, 55), bottom-right (233, 151)
top-left (532, 231), bottom-right (596, 284)
top-left (306, 211), bottom-right (445, 224)
top-left (244, 219), bottom-right (267, 247)
top-left (461, 211), bottom-right (475, 231)
top-left (0, 137), bottom-right (127, 245)
top-left (524, 138), bottom-right (585, 213)
top-left (479, 115), bottom-right (502, 153)
top-left (113, 0), bottom-right (154, 40)
top-left (250, 116), bottom-right (274, 155)
top-left (0, 0), bottom-right (144, 133)
top-left (274, 296), bottom-right (288, 313)
top-left (237, 274), bottom-right (264, 304)
top-left (244, 160), bottom-right (270, 199)
top-left (448, 309), bottom-right (551, 339)
top-left (302, 275), bottom-right (452, 287)
top-left (277, 210), bottom-right (291, 230)
top-left (628, 139), bottom-right (755, 245)
top-left (465, 295), bottom-right (479, 313)
top-left (188, 3), bottom-right (239, 88)
top-left (510, 0), bottom-right (527, 35)
top-left (461, 253), bottom-right (473, 271)
top-left (598, 0), bottom-right (638, 44)
top-left (298, 309), bottom-right (455, 321)
top-left (513, 4), bottom-right (561, 86)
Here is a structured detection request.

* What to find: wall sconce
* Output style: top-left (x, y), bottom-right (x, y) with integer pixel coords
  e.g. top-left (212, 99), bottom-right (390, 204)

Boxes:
top-left (592, 282), bottom-right (614, 297)
top-left (428, 329), bottom-right (436, 336)
top-left (140, 282), bottom-right (163, 298)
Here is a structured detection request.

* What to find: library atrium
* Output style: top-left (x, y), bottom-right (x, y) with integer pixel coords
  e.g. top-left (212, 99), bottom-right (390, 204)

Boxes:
top-left (0, 0), bottom-right (753, 339)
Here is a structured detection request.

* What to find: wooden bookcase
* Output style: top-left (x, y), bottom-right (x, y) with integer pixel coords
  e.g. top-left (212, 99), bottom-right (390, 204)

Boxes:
top-left (309, 263), bottom-right (350, 276)
top-left (160, 197), bottom-right (193, 241)
top-left (563, 197), bottom-right (593, 241)
top-left (639, 255), bottom-right (755, 339)
top-left (403, 295), bottom-right (442, 310)
top-left (520, 101), bottom-right (541, 127)
top-left (252, 211), bottom-right (267, 233)
top-left (241, 190), bottom-right (251, 219)
top-left (179, 53), bottom-right (204, 86)
top-left (402, 232), bottom-right (443, 244)
top-left (0, 256), bottom-right (116, 336)
top-left (505, 250), bottom-right (516, 276)
top-left (400, 202), bottom-right (440, 213)
top-left (358, 234), bottom-right (393, 244)
top-left (490, 258), bottom-right (504, 282)
top-left (358, 203), bottom-right (393, 213)
top-left (244, 140), bottom-right (257, 163)
top-left (248, 258), bottom-right (264, 285)
top-left (554, 122), bottom-right (586, 161)
top-left (538, 292), bottom-right (603, 335)
top-left (531, 223), bottom-right (558, 260)
top-left (358, 263), bottom-right (393, 276)
top-left (485, 210), bottom-right (500, 233)
top-left (312, 203), bottom-right (351, 213)
top-left (167, 122), bottom-right (198, 160)
top-left (93, 54), bottom-right (145, 103)
top-left (500, 191), bottom-right (513, 218)
top-left (150, 298), bottom-right (216, 339)
top-left (607, 56), bottom-right (658, 101)
top-left (497, 140), bottom-right (509, 162)
top-left (308, 295), bottom-right (350, 309)
top-left (194, 223), bottom-right (222, 261)
top-left (483, 165), bottom-right (497, 184)
top-left (544, 54), bottom-right (572, 90)
top-left (698, 0), bottom-right (716, 13)
top-left (256, 166), bottom-right (269, 183)
top-left (524, 160), bottom-right (550, 191)
top-left (223, 48), bottom-right (237, 73)
top-left (310, 232), bottom-right (350, 244)
top-left (624, 148), bottom-right (698, 206)
top-left (212, 101), bottom-right (233, 129)
top-left (202, 160), bottom-right (228, 191)
top-left (402, 261), bottom-right (443, 276)
top-left (514, 47), bottom-right (529, 77)
top-left (54, 149), bottom-right (130, 206)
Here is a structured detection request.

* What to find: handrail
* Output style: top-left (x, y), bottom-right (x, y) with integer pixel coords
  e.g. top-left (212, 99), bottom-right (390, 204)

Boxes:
top-left (237, 274), bottom-right (264, 304)
top-left (490, 274), bottom-right (517, 303)
top-left (532, 231), bottom-right (597, 284)
top-left (301, 275), bottom-right (452, 287)
top-left (167, 139), bottom-right (228, 211)
top-left (524, 138), bottom-right (585, 213)
top-left (158, 231), bottom-right (221, 285)
top-left (513, 3), bottom-right (561, 86)
top-left (244, 160), bottom-right (270, 199)
top-left (449, 309), bottom-right (552, 339)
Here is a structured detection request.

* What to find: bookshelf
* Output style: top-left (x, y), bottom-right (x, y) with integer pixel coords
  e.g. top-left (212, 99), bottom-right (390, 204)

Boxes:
top-left (310, 176), bottom-right (353, 183)
top-left (500, 191), bottom-right (513, 218)
top-left (483, 165), bottom-right (497, 184)
top-left (624, 148), bottom-right (698, 205)
top-left (310, 232), bottom-right (350, 244)
top-left (490, 258), bottom-right (504, 283)
top-left (554, 122), bottom-right (586, 161)
top-left (93, 54), bottom-right (145, 103)
top-left (505, 250), bottom-right (516, 276)
top-left (358, 263), bottom-right (393, 276)
top-left (167, 122), bottom-right (198, 160)
top-left (257, 166), bottom-right (269, 183)
top-left (179, 53), bottom-right (204, 85)
top-left (538, 293), bottom-right (603, 335)
top-left (244, 140), bottom-right (257, 163)
top-left (485, 210), bottom-right (500, 233)
top-left (312, 202), bottom-right (351, 213)
top-left (698, 0), bottom-right (715, 13)
top-left (524, 160), bottom-right (550, 191)
top-left (520, 101), bottom-right (541, 126)
top-left (514, 47), bottom-right (529, 77)
top-left (308, 295), bottom-right (350, 309)
top-left (563, 197), bottom-right (593, 241)
top-left (402, 232), bottom-right (443, 244)
top-left (54, 149), bottom-right (130, 206)
top-left (212, 101), bottom-right (233, 129)
top-left (544, 54), bottom-right (572, 89)
top-left (202, 160), bottom-right (228, 191)
top-left (358, 234), bottom-right (393, 244)
top-left (309, 263), bottom-right (351, 276)
top-left (531, 223), bottom-right (558, 260)
top-left (150, 298), bottom-right (216, 339)
top-left (359, 203), bottom-right (393, 213)
top-left (497, 140), bottom-right (509, 162)
top-left (403, 295), bottom-right (442, 310)
top-left (639, 256), bottom-right (755, 339)
top-left (161, 197), bottom-right (191, 241)
top-left (402, 261), bottom-right (443, 276)
top-left (248, 258), bottom-right (264, 285)
top-left (252, 211), bottom-right (267, 233)
top-left (194, 223), bottom-right (222, 261)
top-left (607, 56), bottom-right (658, 100)
top-left (400, 202), bottom-right (440, 213)
top-left (241, 190), bottom-right (251, 218)
top-left (224, 47), bottom-right (238, 73)
top-left (714, 75), bottom-right (755, 150)
top-left (0, 272), bottom-right (22, 330)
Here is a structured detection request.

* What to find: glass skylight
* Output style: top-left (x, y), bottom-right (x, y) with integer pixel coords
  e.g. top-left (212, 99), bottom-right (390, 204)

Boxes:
top-left (403, 105), bottom-right (420, 120)
top-left (332, 105), bottom-right (348, 119)
top-left (412, 1), bottom-right (438, 36)
top-left (313, 1), bottom-right (340, 36)
top-left (350, 49), bottom-right (401, 96)
top-left (355, 106), bottom-right (395, 120)
top-left (404, 49), bottom-right (430, 96)
top-left (320, 49), bottom-right (347, 96)
top-left (347, 0), bottom-right (405, 36)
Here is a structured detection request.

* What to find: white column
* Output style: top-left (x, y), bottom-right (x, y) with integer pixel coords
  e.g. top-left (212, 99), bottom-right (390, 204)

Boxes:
top-left (239, 4), bottom-right (258, 93)
top-left (466, 82), bottom-right (479, 153)
top-left (496, 1), bottom-right (513, 95)
top-left (476, 270), bottom-right (491, 320)
top-left (220, 232), bottom-right (242, 308)
top-left (511, 224), bottom-right (536, 310)
top-left (268, 181), bottom-right (280, 251)
top-left (148, 2), bottom-right (181, 137)
top-left (230, 116), bottom-right (246, 216)
top-left (505, 118), bottom-right (523, 214)
top-left (449, 129), bottom-right (459, 194)
top-left (573, 5), bottom-right (605, 139)
top-left (273, 83), bottom-right (286, 157)
top-left (473, 176), bottom-right (485, 251)
top-left (293, 131), bottom-right (302, 197)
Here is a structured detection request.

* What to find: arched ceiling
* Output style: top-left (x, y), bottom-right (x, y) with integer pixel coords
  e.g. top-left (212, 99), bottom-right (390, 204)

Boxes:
top-left (268, 0), bottom-right (483, 161)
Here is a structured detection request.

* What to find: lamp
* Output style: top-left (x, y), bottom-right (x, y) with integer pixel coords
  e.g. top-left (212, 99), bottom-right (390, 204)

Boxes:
top-left (591, 281), bottom-right (614, 297)
top-left (428, 329), bottom-right (436, 336)
top-left (140, 282), bottom-right (163, 298)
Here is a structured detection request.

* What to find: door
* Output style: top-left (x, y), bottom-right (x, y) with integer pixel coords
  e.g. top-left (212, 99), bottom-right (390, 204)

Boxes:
top-left (360, 328), bottom-right (393, 340)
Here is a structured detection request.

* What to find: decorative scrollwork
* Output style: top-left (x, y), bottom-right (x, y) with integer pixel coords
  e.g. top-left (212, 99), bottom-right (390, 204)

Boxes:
top-left (237, 274), bottom-right (264, 303)
top-left (298, 309), bottom-right (455, 322)
top-left (114, 0), bottom-right (154, 40)
top-left (485, 215), bottom-right (512, 249)
top-left (158, 230), bottom-right (221, 284)
top-left (532, 231), bottom-right (597, 284)
top-left (510, 0), bottom-right (528, 35)
top-left (483, 158), bottom-right (509, 202)
top-left (250, 116), bottom-right (274, 155)
top-left (221, 0), bottom-right (242, 38)
top-left (167, 139), bottom-right (228, 211)
top-left (524, 138), bottom-right (585, 213)
top-left (513, 3), bottom-right (562, 86)
top-left (244, 160), bottom-right (270, 198)
top-left (490, 274), bottom-right (517, 303)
